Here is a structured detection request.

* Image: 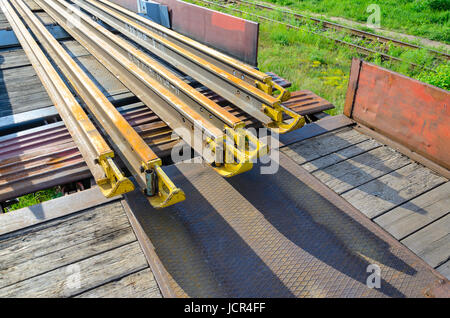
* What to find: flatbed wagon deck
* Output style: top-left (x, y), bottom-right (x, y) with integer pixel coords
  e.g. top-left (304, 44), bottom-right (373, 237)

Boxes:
top-left (0, 0), bottom-right (448, 298)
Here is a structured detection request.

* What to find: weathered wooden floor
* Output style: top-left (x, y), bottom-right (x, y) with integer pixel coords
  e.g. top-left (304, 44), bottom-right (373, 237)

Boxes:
top-left (0, 188), bottom-right (162, 298)
top-left (281, 124), bottom-right (450, 279)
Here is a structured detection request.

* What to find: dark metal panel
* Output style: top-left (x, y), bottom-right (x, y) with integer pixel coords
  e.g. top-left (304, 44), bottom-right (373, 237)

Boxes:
top-left (345, 58), bottom-right (450, 171)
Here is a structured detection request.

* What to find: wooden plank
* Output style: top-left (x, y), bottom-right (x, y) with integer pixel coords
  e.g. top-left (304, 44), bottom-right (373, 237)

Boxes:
top-left (281, 127), bottom-right (370, 166)
top-left (312, 146), bottom-right (412, 194)
top-left (401, 215), bottom-right (450, 268)
top-left (278, 114), bottom-right (354, 147)
top-left (436, 260), bottom-right (450, 280)
top-left (342, 163), bottom-right (447, 219)
top-left (374, 182), bottom-right (450, 240)
top-left (76, 268), bottom-right (161, 298)
top-left (72, 55), bottom-right (128, 97)
top-left (24, 0), bottom-right (42, 12)
top-left (355, 124), bottom-right (450, 180)
top-left (0, 65), bottom-right (52, 116)
top-left (0, 201), bottom-right (128, 267)
top-left (0, 40), bottom-right (89, 70)
top-left (0, 54), bottom-right (128, 117)
top-left (301, 138), bottom-right (382, 173)
top-left (0, 241), bottom-right (147, 297)
top-left (0, 187), bottom-right (121, 236)
top-left (343, 58), bottom-right (362, 117)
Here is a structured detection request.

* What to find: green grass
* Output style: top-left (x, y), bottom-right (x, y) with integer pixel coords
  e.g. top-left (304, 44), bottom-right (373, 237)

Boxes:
top-left (259, 23), bottom-right (353, 114)
top-left (262, 0), bottom-right (450, 44)
top-left (2, 187), bottom-right (63, 213)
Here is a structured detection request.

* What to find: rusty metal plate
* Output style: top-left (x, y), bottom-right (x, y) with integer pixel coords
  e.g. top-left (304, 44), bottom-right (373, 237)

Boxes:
top-left (124, 153), bottom-right (447, 298)
top-left (344, 58), bottom-right (450, 170)
top-left (115, 0), bottom-right (260, 66)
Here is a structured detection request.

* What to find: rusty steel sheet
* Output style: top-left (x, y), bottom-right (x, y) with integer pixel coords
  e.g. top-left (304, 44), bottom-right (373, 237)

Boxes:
top-left (123, 153), bottom-right (448, 297)
top-left (344, 58), bottom-right (450, 171)
top-left (129, 0), bottom-right (259, 66)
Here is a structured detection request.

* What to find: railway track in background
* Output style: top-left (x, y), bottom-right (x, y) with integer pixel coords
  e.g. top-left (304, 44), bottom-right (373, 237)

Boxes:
top-left (228, 0), bottom-right (450, 61)
top-left (192, 0), bottom-right (443, 72)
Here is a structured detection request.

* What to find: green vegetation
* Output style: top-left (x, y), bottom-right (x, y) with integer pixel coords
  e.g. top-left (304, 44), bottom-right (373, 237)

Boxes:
top-left (2, 187), bottom-right (62, 213)
top-left (417, 63), bottom-right (450, 89)
top-left (259, 23), bottom-right (353, 114)
top-left (263, 0), bottom-right (450, 44)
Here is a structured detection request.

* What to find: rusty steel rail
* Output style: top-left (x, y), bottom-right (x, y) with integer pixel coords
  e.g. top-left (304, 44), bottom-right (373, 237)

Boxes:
top-left (0, 0), bottom-right (134, 199)
top-left (72, 0), bottom-right (304, 134)
top-left (10, 0), bottom-right (185, 208)
top-left (36, 0), bottom-right (268, 179)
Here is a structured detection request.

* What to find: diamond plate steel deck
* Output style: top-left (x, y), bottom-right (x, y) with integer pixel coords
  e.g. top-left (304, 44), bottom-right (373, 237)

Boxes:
top-left (124, 153), bottom-right (448, 298)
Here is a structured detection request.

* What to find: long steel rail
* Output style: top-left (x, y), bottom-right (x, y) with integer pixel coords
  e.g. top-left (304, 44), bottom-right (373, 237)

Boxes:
top-left (193, 0), bottom-right (437, 72)
top-left (72, 0), bottom-right (305, 134)
top-left (8, 0), bottom-right (186, 208)
top-left (0, 0), bottom-right (134, 199)
top-left (230, 0), bottom-right (450, 60)
top-left (36, 0), bottom-right (268, 180)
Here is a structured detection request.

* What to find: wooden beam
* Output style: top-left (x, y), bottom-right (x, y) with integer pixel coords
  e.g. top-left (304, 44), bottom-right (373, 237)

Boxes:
top-left (0, 187), bottom-right (121, 236)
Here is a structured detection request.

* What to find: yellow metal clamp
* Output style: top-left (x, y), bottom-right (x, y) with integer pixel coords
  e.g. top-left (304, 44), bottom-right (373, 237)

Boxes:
top-left (264, 103), bottom-right (306, 134)
top-left (256, 79), bottom-right (306, 134)
top-left (97, 156), bottom-right (135, 198)
top-left (141, 160), bottom-right (186, 209)
top-left (208, 127), bottom-right (269, 178)
top-left (256, 78), bottom-right (291, 102)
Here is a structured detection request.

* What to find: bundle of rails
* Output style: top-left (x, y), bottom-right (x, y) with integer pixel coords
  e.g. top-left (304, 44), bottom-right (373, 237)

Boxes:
top-left (1, 0), bottom-right (307, 208)
top-left (226, 0), bottom-right (450, 61)
top-left (194, 0), bottom-right (441, 72)
top-left (0, 0), bottom-right (135, 199)
top-left (1, 0), bottom-right (184, 208)
top-left (71, 0), bottom-right (304, 133)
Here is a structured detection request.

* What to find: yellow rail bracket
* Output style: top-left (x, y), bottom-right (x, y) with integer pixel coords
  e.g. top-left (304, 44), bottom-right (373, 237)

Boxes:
top-left (264, 104), bottom-right (306, 134)
top-left (210, 127), bottom-right (270, 178)
top-left (257, 79), bottom-right (291, 102)
top-left (256, 79), bottom-right (306, 134)
top-left (142, 162), bottom-right (185, 209)
top-left (97, 156), bottom-right (135, 198)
